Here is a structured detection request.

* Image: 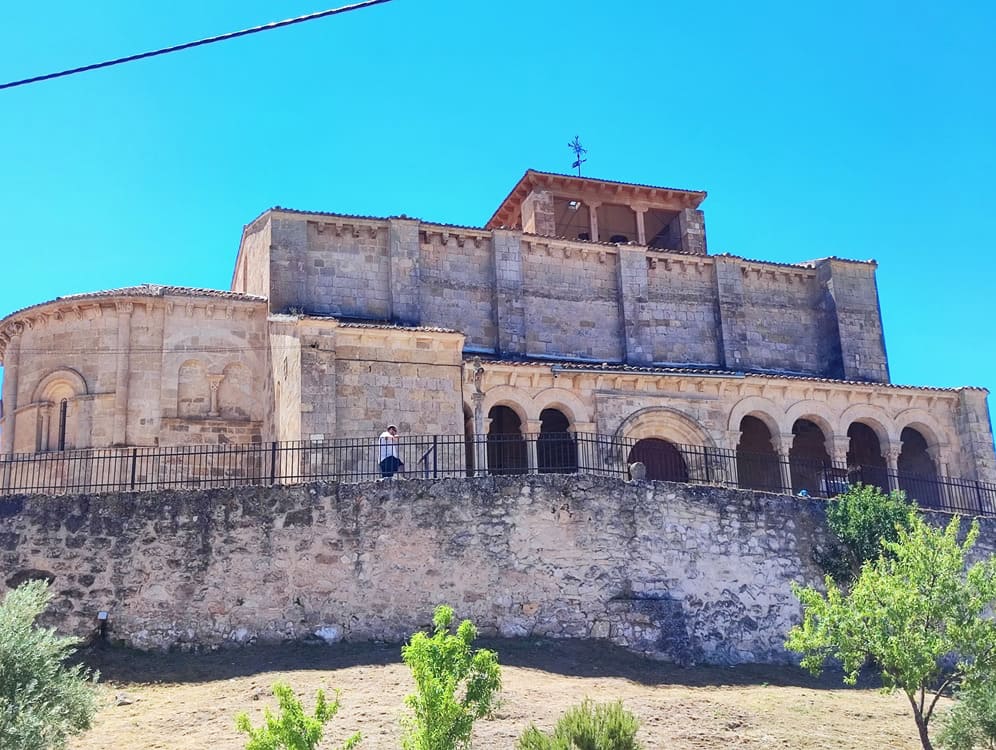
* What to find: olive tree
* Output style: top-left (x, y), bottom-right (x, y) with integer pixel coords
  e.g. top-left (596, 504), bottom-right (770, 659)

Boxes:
top-left (0, 580), bottom-right (99, 750)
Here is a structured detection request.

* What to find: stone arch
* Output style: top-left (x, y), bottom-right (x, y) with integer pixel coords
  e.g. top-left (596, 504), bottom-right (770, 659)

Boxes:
top-left (480, 386), bottom-right (529, 426)
top-left (529, 387), bottom-right (588, 427)
top-left (177, 359), bottom-right (210, 419)
top-left (616, 406), bottom-right (716, 448)
top-left (31, 369), bottom-right (88, 452)
top-left (838, 404), bottom-right (894, 450)
top-left (727, 396), bottom-right (783, 442)
top-left (218, 362), bottom-right (252, 420)
top-left (894, 408), bottom-right (950, 458)
top-left (783, 401), bottom-right (838, 449)
top-left (31, 368), bottom-right (88, 402)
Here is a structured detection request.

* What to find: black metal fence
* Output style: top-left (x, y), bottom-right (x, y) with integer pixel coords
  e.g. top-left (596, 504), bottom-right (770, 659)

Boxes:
top-left (1, 432), bottom-right (994, 516)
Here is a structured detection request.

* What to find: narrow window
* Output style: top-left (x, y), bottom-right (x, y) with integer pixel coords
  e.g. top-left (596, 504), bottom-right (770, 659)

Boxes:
top-left (57, 399), bottom-right (68, 451)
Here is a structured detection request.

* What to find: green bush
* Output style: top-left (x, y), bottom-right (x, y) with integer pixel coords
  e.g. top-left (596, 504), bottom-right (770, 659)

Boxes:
top-left (0, 579), bottom-right (99, 750)
top-left (936, 678), bottom-right (996, 750)
top-left (235, 682), bottom-right (360, 750)
top-left (401, 604), bottom-right (501, 750)
top-left (518, 699), bottom-right (643, 750)
top-left (819, 483), bottom-right (913, 582)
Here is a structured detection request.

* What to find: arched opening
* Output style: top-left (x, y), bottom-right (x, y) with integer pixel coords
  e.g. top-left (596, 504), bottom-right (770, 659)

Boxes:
top-left (846, 422), bottom-right (888, 490)
top-left (736, 416), bottom-right (782, 492)
top-left (898, 427), bottom-right (940, 506)
top-left (463, 404), bottom-right (475, 477)
top-left (789, 419), bottom-right (830, 495)
top-left (537, 408), bottom-right (577, 474)
top-left (487, 405), bottom-right (527, 475)
top-left (626, 438), bottom-right (688, 483)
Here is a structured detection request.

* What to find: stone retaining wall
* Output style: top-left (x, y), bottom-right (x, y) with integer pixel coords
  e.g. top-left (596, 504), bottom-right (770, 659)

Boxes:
top-left (2, 476), bottom-right (992, 665)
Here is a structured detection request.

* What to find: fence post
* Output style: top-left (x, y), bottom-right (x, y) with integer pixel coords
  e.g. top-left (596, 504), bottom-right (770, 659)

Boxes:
top-left (129, 448), bottom-right (138, 491)
top-left (432, 435), bottom-right (438, 478)
top-left (269, 442), bottom-right (278, 485)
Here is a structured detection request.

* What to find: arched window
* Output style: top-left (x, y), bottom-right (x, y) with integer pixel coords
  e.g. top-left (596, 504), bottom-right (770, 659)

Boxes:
top-left (789, 419), bottom-right (830, 496)
top-left (487, 406), bottom-right (527, 475)
top-left (218, 362), bottom-right (252, 420)
top-left (736, 416), bottom-right (781, 492)
top-left (537, 408), bottom-right (577, 474)
top-left (627, 438), bottom-right (688, 483)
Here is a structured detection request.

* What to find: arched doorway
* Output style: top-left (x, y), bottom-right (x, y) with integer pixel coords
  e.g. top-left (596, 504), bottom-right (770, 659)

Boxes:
top-left (487, 405), bottom-right (527, 475)
top-left (846, 422), bottom-right (888, 490)
top-left (627, 438), bottom-right (688, 483)
top-left (898, 427), bottom-right (940, 506)
top-left (537, 408), bottom-right (577, 473)
top-left (789, 419), bottom-right (830, 495)
top-left (736, 416), bottom-right (782, 492)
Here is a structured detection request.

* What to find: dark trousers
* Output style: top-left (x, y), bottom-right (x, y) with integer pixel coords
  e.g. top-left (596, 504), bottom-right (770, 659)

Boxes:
top-left (380, 455), bottom-right (403, 478)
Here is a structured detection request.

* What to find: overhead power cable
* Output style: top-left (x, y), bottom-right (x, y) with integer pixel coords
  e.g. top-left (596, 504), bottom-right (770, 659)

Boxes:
top-left (0, 0), bottom-right (394, 91)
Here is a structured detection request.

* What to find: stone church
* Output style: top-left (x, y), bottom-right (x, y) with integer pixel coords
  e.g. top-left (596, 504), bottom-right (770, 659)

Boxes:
top-left (1, 169), bottom-right (993, 495)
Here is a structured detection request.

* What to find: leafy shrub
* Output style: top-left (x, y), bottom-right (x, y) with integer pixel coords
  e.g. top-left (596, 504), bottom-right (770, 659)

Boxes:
top-left (518, 698), bottom-right (643, 750)
top-left (0, 579), bottom-right (99, 750)
top-left (401, 604), bottom-right (501, 750)
top-left (819, 483), bottom-right (913, 582)
top-left (936, 678), bottom-right (996, 750)
top-left (235, 682), bottom-right (360, 750)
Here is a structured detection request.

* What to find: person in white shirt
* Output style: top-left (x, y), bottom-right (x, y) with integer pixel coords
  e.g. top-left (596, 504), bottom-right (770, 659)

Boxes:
top-left (378, 424), bottom-right (403, 478)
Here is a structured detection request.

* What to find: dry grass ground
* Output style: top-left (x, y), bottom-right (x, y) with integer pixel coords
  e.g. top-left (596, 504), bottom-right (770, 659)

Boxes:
top-left (68, 639), bottom-right (934, 749)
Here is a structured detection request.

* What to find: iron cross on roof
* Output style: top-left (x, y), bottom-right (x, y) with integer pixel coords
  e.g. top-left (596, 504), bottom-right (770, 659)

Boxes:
top-left (568, 136), bottom-right (587, 176)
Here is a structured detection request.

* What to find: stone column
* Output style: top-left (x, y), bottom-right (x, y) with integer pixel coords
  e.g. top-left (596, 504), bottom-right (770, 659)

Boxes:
top-left (207, 375), bottom-right (224, 417)
top-left (477, 416), bottom-right (492, 477)
top-left (724, 429), bottom-right (742, 488)
top-left (525, 419), bottom-right (542, 474)
top-left (635, 208), bottom-right (647, 246)
top-left (775, 433), bottom-right (795, 493)
top-left (1, 325), bottom-right (21, 455)
top-left (588, 202), bottom-right (601, 243)
top-left (885, 446), bottom-right (902, 492)
top-left (830, 436), bottom-right (850, 468)
top-left (38, 403), bottom-right (52, 452)
top-left (112, 303), bottom-right (133, 446)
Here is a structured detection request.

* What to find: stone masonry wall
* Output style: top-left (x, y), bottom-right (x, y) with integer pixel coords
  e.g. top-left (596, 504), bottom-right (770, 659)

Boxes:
top-left (0, 476), bottom-right (873, 664)
top-left (6, 475), bottom-right (994, 664)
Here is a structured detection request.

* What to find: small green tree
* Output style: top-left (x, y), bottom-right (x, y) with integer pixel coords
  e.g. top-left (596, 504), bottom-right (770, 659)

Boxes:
top-left (401, 604), bottom-right (501, 750)
top-left (936, 679), bottom-right (996, 750)
top-left (0, 579), bottom-right (99, 750)
top-left (517, 698), bottom-right (643, 750)
top-left (235, 682), bottom-right (360, 750)
top-left (786, 512), bottom-right (996, 750)
top-left (820, 483), bottom-right (913, 582)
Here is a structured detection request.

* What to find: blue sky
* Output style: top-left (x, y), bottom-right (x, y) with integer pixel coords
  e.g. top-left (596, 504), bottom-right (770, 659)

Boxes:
top-left (1, 1), bottom-right (994, 412)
